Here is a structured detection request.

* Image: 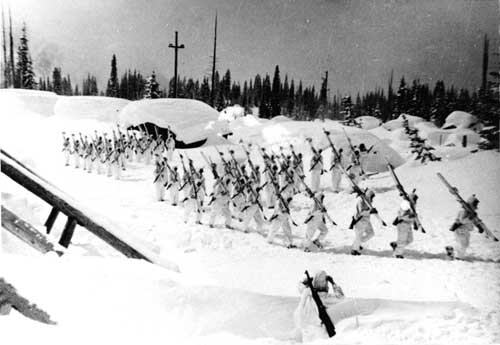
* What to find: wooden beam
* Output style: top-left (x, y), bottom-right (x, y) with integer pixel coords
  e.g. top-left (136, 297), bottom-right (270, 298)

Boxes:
top-left (1, 206), bottom-right (62, 255)
top-left (44, 207), bottom-right (59, 234)
top-left (59, 217), bottom-right (77, 248)
top-left (1, 151), bottom-right (151, 262)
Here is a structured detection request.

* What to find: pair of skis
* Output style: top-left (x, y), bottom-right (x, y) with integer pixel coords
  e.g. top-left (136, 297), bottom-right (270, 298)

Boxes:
top-left (437, 173), bottom-right (498, 242)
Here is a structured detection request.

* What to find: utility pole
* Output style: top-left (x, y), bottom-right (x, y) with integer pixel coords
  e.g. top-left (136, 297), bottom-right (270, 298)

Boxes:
top-left (211, 12), bottom-right (218, 107)
top-left (481, 34), bottom-right (489, 94)
top-left (168, 31), bottom-right (184, 98)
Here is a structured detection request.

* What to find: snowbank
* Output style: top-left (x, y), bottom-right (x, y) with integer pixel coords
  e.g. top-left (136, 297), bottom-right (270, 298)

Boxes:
top-left (118, 98), bottom-right (222, 143)
top-left (0, 89), bottom-right (58, 117)
top-left (219, 105), bottom-right (245, 121)
top-left (54, 96), bottom-right (129, 122)
top-left (271, 115), bottom-right (293, 123)
top-left (355, 116), bottom-right (382, 130)
top-left (443, 111), bottom-right (483, 131)
top-left (383, 114), bottom-right (425, 131)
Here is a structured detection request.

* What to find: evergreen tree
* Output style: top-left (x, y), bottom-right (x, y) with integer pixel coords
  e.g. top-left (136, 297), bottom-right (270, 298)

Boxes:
top-left (271, 65), bottom-right (281, 116)
top-left (253, 74), bottom-right (262, 107)
top-left (15, 23), bottom-right (35, 89)
top-left (52, 67), bottom-right (62, 95)
top-left (259, 74), bottom-right (271, 118)
top-left (287, 79), bottom-right (295, 116)
top-left (200, 77), bottom-right (211, 104)
top-left (106, 54), bottom-right (119, 97)
top-left (144, 71), bottom-right (160, 99)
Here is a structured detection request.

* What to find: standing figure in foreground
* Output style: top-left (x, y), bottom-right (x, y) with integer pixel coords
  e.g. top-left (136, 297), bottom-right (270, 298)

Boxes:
top-left (390, 193), bottom-right (418, 259)
top-left (294, 270), bottom-right (344, 342)
top-left (350, 189), bottom-right (377, 255)
top-left (446, 195), bottom-right (480, 260)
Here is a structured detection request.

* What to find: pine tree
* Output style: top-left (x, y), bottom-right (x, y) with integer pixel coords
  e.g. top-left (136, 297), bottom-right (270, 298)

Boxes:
top-left (106, 54), bottom-right (119, 97)
top-left (15, 23), bottom-right (35, 89)
top-left (52, 67), bottom-right (62, 95)
top-left (144, 71), bottom-right (160, 99)
top-left (271, 65), bottom-right (281, 117)
top-left (260, 74), bottom-right (271, 118)
top-left (200, 77), bottom-right (211, 104)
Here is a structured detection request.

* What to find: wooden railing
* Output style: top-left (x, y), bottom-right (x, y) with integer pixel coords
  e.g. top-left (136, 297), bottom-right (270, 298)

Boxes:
top-left (1, 149), bottom-right (151, 262)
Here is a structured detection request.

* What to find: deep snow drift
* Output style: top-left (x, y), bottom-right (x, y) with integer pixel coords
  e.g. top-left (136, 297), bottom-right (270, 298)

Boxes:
top-left (1, 92), bottom-right (500, 345)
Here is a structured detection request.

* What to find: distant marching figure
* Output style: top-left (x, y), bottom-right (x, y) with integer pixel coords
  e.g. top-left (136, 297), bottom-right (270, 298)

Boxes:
top-left (85, 143), bottom-right (94, 173)
top-left (104, 146), bottom-right (114, 177)
top-left (310, 149), bottom-right (324, 192)
top-left (350, 188), bottom-right (377, 255)
top-left (267, 196), bottom-right (296, 248)
top-left (62, 133), bottom-right (71, 166)
top-left (242, 186), bottom-right (265, 234)
top-left (390, 192), bottom-right (418, 259)
top-left (208, 177), bottom-right (233, 229)
top-left (153, 159), bottom-right (167, 201)
top-left (303, 193), bottom-right (329, 251)
top-left (183, 180), bottom-right (203, 224)
top-left (72, 138), bottom-right (81, 168)
top-left (166, 127), bottom-right (176, 161)
top-left (167, 166), bottom-right (180, 206)
top-left (329, 148), bottom-right (343, 193)
top-left (112, 147), bottom-right (122, 180)
top-left (446, 195), bottom-right (480, 260)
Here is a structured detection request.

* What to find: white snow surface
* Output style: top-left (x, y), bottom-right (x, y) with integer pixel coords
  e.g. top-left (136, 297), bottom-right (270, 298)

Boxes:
top-left (54, 96), bottom-right (130, 122)
top-left (119, 98), bottom-right (224, 143)
top-left (1, 91), bottom-right (500, 345)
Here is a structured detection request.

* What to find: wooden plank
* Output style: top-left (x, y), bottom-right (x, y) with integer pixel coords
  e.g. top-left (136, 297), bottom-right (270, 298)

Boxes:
top-left (1, 206), bottom-right (62, 255)
top-left (59, 217), bottom-right (77, 248)
top-left (1, 152), bottom-right (151, 262)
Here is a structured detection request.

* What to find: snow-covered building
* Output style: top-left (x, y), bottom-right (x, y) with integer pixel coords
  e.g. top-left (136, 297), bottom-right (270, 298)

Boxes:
top-left (442, 111), bottom-right (483, 132)
top-left (219, 105), bottom-right (245, 121)
top-left (383, 114), bottom-right (424, 131)
top-left (355, 116), bottom-right (382, 130)
top-left (118, 98), bottom-right (230, 145)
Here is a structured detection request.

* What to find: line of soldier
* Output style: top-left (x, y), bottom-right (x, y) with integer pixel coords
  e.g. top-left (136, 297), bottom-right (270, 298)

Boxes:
top-left (151, 135), bottom-right (405, 253)
top-left (61, 125), bottom-right (176, 179)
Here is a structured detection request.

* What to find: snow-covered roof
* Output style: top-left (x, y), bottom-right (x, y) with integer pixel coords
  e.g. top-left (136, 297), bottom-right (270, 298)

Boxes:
top-left (383, 114), bottom-right (425, 131)
top-left (218, 105), bottom-right (245, 121)
top-left (0, 89), bottom-right (58, 117)
top-left (118, 98), bottom-right (221, 143)
top-left (355, 116), bottom-right (382, 130)
top-left (54, 96), bottom-right (130, 122)
top-left (443, 111), bottom-right (481, 130)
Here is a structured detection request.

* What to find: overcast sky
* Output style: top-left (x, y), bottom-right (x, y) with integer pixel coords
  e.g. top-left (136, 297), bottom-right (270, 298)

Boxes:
top-left (6, 0), bottom-right (500, 95)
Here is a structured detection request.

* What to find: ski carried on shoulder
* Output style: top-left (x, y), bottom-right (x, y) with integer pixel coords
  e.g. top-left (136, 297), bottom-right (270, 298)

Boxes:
top-left (437, 172), bottom-right (498, 242)
top-left (323, 130), bottom-right (386, 226)
top-left (304, 270), bottom-right (336, 337)
top-left (387, 162), bottom-right (426, 233)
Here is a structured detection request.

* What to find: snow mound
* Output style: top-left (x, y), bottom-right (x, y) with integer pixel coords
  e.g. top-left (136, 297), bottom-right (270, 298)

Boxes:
top-left (219, 105), bottom-right (245, 121)
top-left (0, 89), bottom-right (58, 117)
top-left (443, 111), bottom-right (483, 131)
top-left (54, 96), bottom-right (129, 122)
top-left (383, 114), bottom-right (425, 131)
top-left (355, 116), bottom-right (382, 129)
top-left (118, 98), bottom-right (222, 143)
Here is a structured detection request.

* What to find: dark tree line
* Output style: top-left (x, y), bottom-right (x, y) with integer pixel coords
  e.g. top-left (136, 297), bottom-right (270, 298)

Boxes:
top-left (2, 20), bottom-right (499, 134)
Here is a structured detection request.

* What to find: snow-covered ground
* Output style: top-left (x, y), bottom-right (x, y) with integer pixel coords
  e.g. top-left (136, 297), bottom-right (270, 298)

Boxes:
top-left (1, 91), bottom-right (500, 345)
